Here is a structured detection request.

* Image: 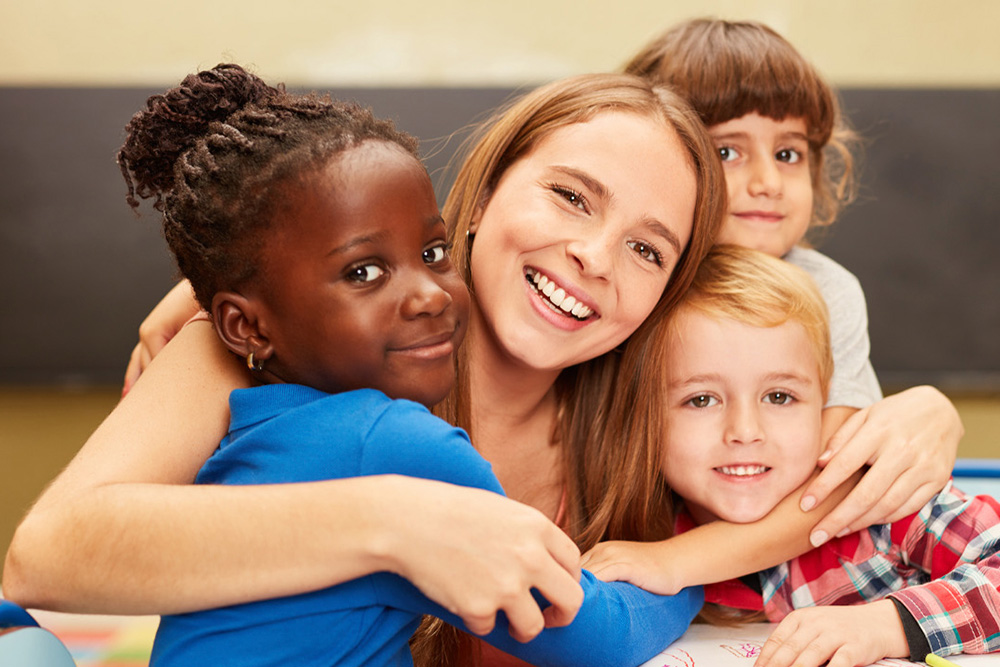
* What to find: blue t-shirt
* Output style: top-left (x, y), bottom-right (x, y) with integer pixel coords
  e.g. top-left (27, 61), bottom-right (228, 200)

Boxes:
top-left (151, 384), bottom-right (702, 666)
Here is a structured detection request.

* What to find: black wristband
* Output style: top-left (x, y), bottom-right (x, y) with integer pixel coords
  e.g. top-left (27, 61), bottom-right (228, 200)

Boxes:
top-left (889, 596), bottom-right (932, 661)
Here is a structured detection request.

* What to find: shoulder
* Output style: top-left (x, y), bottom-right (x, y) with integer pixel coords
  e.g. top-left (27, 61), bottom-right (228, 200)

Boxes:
top-left (784, 247), bottom-right (862, 290)
top-left (361, 396), bottom-right (504, 495)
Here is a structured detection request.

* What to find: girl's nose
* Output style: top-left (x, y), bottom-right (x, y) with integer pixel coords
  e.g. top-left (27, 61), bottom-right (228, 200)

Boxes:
top-left (747, 156), bottom-right (782, 198)
top-left (401, 271), bottom-right (452, 319)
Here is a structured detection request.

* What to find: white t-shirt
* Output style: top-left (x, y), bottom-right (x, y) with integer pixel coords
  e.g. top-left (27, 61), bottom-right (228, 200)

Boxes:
top-left (785, 246), bottom-right (883, 409)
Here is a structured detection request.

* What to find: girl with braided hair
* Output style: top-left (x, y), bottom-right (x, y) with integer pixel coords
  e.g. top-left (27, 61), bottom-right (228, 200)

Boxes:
top-left (103, 64), bottom-right (704, 667)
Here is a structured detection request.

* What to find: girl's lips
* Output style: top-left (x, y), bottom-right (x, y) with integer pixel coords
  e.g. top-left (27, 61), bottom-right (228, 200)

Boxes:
top-left (733, 211), bottom-right (784, 222)
top-left (389, 329), bottom-right (459, 360)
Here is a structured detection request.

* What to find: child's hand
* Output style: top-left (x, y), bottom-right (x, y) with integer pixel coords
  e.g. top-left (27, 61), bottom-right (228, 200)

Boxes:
top-left (580, 540), bottom-right (681, 595)
top-left (754, 600), bottom-right (909, 667)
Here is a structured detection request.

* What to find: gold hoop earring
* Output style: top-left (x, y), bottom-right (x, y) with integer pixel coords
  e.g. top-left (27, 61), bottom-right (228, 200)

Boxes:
top-left (246, 351), bottom-right (264, 372)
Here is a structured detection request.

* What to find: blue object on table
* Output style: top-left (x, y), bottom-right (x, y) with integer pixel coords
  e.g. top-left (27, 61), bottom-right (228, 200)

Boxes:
top-left (951, 458), bottom-right (1000, 498)
top-left (0, 601), bottom-right (76, 666)
top-left (952, 458), bottom-right (1000, 478)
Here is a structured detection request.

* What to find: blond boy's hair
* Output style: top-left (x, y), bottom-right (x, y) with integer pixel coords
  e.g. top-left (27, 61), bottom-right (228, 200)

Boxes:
top-left (673, 243), bottom-right (834, 399)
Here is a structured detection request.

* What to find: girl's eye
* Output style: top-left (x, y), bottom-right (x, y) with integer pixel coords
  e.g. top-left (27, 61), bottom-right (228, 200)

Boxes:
top-left (551, 185), bottom-right (588, 212)
top-left (627, 240), bottom-right (663, 266)
top-left (688, 395), bottom-right (718, 409)
top-left (717, 146), bottom-right (740, 162)
top-left (764, 391), bottom-right (793, 405)
top-left (346, 264), bottom-right (385, 283)
top-left (776, 148), bottom-right (803, 164)
top-left (423, 243), bottom-right (451, 265)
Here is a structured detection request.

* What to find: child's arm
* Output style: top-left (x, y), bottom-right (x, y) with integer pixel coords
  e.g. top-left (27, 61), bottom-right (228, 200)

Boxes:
top-left (581, 469), bottom-right (860, 595)
top-left (753, 600), bottom-right (909, 667)
top-left (758, 487), bottom-right (1000, 666)
top-left (882, 488), bottom-right (1000, 656)
top-left (2, 322), bottom-right (581, 642)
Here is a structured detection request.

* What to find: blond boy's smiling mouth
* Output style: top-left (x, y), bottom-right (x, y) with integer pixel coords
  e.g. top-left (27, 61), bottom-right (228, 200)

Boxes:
top-left (715, 464), bottom-right (771, 477)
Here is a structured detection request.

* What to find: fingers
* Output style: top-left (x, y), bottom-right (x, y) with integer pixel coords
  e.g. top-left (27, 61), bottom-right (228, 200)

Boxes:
top-left (800, 412), bottom-right (876, 514)
top-left (122, 343), bottom-right (144, 396)
top-left (547, 528), bottom-right (582, 583)
top-left (537, 565), bottom-right (584, 629)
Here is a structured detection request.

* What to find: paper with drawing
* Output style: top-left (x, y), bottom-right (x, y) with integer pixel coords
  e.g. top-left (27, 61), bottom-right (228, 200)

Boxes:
top-left (640, 624), bottom-right (1000, 667)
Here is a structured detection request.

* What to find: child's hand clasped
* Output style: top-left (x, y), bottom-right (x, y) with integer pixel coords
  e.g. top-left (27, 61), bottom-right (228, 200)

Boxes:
top-left (580, 540), bottom-right (682, 596)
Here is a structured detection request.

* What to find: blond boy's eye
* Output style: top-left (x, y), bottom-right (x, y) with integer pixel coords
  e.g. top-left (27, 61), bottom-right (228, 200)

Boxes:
top-left (764, 391), bottom-right (793, 405)
top-left (689, 395), bottom-right (718, 408)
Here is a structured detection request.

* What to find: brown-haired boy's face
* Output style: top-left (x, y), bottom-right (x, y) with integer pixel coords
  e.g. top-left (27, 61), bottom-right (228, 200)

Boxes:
top-left (710, 113), bottom-right (814, 258)
top-left (660, 308), bottom-right (824, 525)
top-left (252, 142), bottom-right (469, 408)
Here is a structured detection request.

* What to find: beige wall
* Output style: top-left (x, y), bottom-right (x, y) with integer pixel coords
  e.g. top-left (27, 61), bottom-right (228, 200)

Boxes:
top-left (1, 0), bottom-right (998, 88)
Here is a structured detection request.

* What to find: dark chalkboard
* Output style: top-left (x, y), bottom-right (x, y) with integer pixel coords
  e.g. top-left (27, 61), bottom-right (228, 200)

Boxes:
top-left (0, 86), bottom-right (997, 390)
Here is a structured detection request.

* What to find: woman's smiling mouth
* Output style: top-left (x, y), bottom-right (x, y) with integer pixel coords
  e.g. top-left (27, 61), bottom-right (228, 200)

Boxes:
top-left (524, 268), bottom-right (595, 320)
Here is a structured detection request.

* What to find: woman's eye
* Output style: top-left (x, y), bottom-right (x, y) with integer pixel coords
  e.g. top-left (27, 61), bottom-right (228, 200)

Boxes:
top-left (764, 391), bottom-right (793, 405)
top-left (346, 264), bottom-right (385, 283)
top-left (552, 185), bottom-right (587, 212)
top-left (423, 243), bottom-right (450, 265)
top-left (627, 240), bottom-right (663, 266)
top-left (717, 146), bottom-right (740, 162)
top-left (776, 148), bottom-right (803, 164)
top-left (688, 395), bottom-right (718, 408)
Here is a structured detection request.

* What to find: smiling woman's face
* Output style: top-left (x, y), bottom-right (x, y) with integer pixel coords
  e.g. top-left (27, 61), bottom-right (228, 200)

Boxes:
top-left (469, 111), bottom-right (697, 372)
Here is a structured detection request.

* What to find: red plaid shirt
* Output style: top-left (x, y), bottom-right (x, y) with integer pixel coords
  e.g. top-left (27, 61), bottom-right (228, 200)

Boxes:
top-left (682, 482), bottom-right (1000, 657)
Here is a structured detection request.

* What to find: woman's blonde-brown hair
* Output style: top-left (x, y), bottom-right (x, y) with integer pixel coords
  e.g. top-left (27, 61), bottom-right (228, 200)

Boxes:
top-left (413, 72), bottom-right (726, 666)
top-left (625, 18), bottom-right (859, 233)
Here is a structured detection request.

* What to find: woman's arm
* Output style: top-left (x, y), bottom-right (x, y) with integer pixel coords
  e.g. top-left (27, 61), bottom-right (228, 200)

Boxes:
top-left (123, 279), bottom-right (201, 393)
top-left (581, 469), bottom-right (858, 594)
top-left (3, 322), bottom-right (582, 640)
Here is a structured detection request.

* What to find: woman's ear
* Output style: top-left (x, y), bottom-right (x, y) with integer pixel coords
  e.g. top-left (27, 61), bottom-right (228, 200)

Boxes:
top-left (212, 291), bottom-right (273, 364)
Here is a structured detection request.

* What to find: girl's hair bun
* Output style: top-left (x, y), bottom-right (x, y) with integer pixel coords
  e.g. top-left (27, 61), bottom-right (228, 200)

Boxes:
top-left (119, 64), bottom-right (280, 209)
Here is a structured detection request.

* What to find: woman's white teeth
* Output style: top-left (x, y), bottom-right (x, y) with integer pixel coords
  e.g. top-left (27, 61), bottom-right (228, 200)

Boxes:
top-left (528, 270), bottom-right (593, 319)
top-left (717, 465), bottom-right (769, 476)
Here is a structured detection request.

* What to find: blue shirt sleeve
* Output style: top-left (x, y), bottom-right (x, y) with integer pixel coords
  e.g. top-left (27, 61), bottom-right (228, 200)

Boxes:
top-left (375, 570), bottom-right (702, 667)
top-left (364, 399), bottom-right (703, 665)
top-left (360, 399), bottom-right (505, 496)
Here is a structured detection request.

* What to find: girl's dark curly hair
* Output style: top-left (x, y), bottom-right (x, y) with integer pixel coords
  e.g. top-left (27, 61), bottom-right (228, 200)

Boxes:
top-left (118, 63), bottom-right (420, 310)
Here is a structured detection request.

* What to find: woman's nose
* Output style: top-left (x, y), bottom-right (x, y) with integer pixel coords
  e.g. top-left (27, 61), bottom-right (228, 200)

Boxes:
top-left (565, 227), bottom-right (614, 279)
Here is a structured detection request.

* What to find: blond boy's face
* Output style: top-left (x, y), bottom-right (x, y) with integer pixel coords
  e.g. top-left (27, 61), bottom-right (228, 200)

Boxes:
top-left (661, 308), bottom-right (825, 525)
top-left (709, 113), bottom-right (814, 258)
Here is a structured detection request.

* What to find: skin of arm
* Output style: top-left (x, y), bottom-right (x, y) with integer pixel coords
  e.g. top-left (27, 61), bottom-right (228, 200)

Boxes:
top-left (3, 322), bottom-right (583, 640)
top-left (581, 468), bottom-right (859, 595)
top-left (123, 279), bottom-right (201, 393)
